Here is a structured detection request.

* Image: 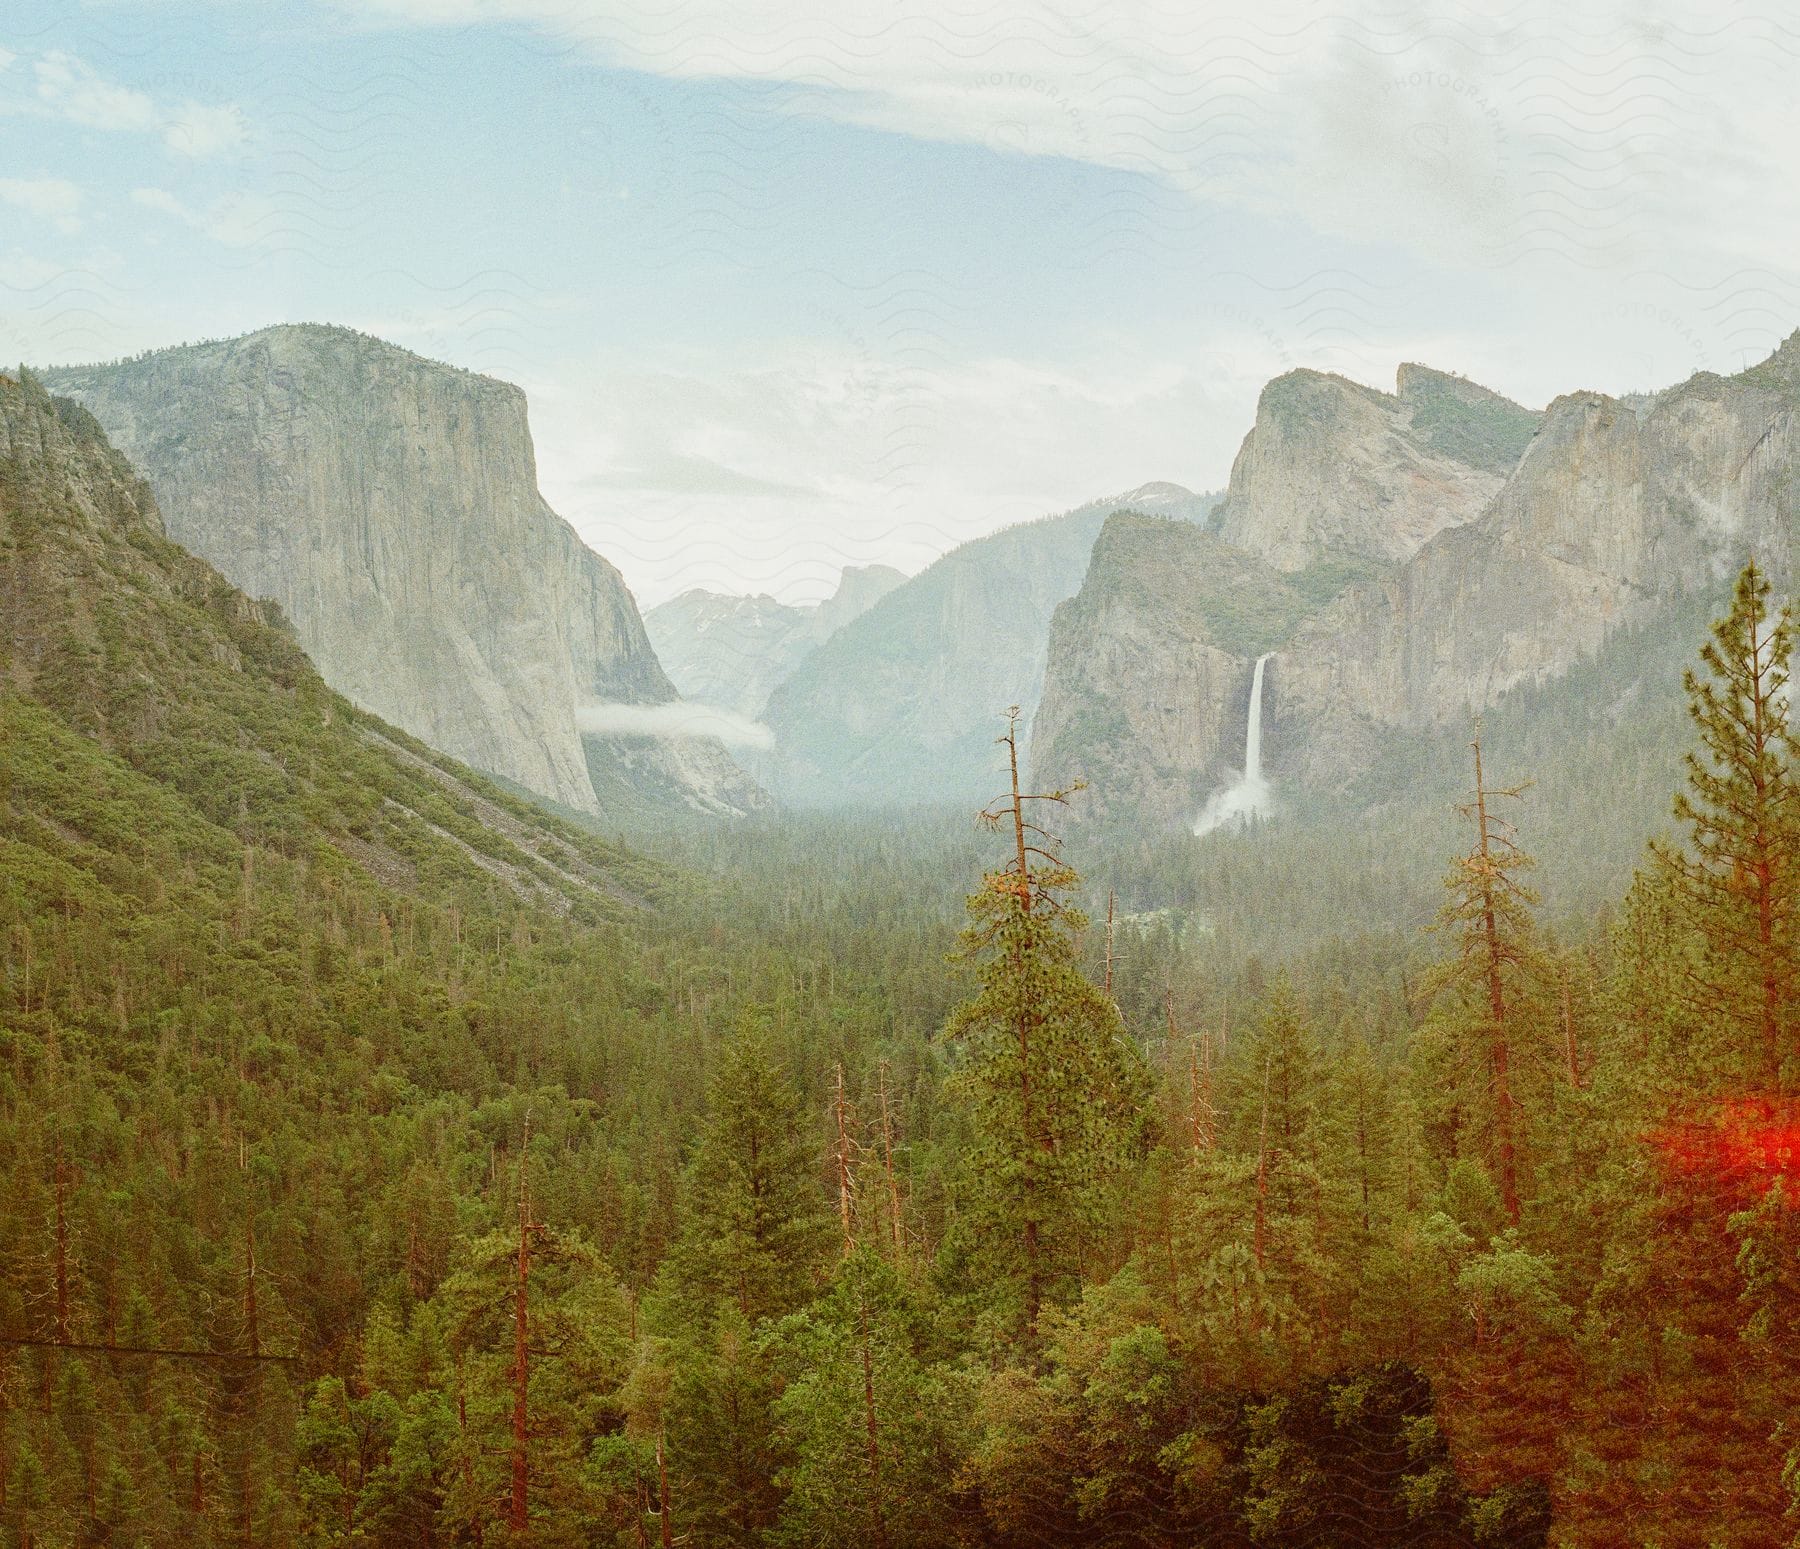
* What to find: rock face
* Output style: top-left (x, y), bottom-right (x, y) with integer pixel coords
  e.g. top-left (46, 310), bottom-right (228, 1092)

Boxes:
top-left (645, 563), bottom-right (906, 719)
top-left (762, 483), bottom-right (1220, 806)
top-left (42, 325), bottom-right (762, 819)
top-left (1276, 342), bottom-right (1800, 787)
top-left (1029, 515), bottom-right (1309, 827)
top-left (1, 367), bottom-right (661, 919)
top-left (1214, 364), bottom-right (1538, 571)
top-left (1034, 337), bottom-right (1798, 828)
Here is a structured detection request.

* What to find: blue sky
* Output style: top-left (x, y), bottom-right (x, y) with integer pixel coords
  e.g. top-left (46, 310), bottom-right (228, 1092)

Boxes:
top-left (6, 0), bottom-right (1800, 603)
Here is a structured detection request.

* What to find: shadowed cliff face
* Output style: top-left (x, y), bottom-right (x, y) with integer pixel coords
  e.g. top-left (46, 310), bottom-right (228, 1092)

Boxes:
top-left (761, 482), bottom-right (1221, 808)
top-left (1030, 515), bottom-right (1316, 828)
top-left (42, 325), bottom-right (762, 820)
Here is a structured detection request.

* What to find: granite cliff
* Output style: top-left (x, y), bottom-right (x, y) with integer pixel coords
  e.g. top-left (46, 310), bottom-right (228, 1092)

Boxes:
top-left (43, 325), bottom-right (762, 820)
top-left (1214, 363), bottom-right (1539, 571)
top-left (1029, 515), bottom-right (1315, 827)
top-left (1034, 338), bottom-right (1798, 828)
top-left (1275, 340), bottom-right (1800, 786)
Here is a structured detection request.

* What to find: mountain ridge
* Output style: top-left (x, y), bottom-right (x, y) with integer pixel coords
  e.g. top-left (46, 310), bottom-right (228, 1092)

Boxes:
top-left (761, 481), bottom-right (1221, 807)
top-left (40, 323), bottom-right (763, 823)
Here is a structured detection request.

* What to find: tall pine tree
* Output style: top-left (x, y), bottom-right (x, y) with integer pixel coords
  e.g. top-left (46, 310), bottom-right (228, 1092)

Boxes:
top-left (941, 711), bottom-right (1146, 1333)
top-left (1652, 559), bottom-right (1798, 1094)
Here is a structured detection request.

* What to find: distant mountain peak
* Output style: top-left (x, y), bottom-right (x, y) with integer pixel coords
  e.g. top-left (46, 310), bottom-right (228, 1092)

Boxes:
top-left (644, 562), bottom-right (907, 720)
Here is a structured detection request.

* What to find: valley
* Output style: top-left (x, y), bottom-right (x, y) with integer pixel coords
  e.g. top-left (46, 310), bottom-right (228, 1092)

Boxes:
top-left (1, 326), bottom-right (1794, 1549)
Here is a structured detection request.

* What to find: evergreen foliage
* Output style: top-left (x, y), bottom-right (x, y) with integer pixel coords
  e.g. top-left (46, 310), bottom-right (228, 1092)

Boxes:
top-left (2, 374), bottom-right (1796, 1545)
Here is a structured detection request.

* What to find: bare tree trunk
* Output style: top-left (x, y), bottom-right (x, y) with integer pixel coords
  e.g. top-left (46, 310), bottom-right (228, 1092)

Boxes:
top-left (1104, 890), bottom-right (1116, 999)
top-left (1253, 1058), bottom-right (1271, 1271)
top-left (1472, 736), bottom-right (1522, 1224)
top-left (46, 1141), bottom-right (71, 1415)
top-left (656, 1430), bottom-right (673, 1549)
top-left (1562, 971), bottom-right (1582, 1090)
top-left (1746, 606), bottom-right (1784, 1092)
top-left (878, 1064), bottom-right (905, 1265)
top-left (859, 1295), bottom-right (890, 1549)
top-left (834, 1064), bottom-right (856, 1257)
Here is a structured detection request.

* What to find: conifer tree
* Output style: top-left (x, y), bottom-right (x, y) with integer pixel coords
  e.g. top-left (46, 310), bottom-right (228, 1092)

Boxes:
top-left (433, 1146), bottom-right (632, 1546)
top-left (660, 1016), bottom-right (831, 1328)
top-left (660, 1303), bottom-right (785, 1548)
top-left (770, 1246), bottom-right (969, 1549)
top-left (1652, 559), bottom-right (1798, 1093)
top-left (1427, 731), bottom-right (1543, 1224)
top-left (942, 710), bottom-right (1147, 1331)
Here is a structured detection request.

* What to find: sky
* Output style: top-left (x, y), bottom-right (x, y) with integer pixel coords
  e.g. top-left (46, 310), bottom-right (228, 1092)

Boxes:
top-left (5, 0), bottom-right (1800, 606)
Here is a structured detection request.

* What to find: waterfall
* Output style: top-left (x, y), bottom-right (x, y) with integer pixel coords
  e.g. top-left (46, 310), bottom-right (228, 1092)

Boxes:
top-left (1243, 651), bottom-right (1269, 785)
top-left (1193, 652), bottom-right (1275, 836)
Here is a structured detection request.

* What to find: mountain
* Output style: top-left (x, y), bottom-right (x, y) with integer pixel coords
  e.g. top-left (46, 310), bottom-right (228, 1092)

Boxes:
top-left (1032, 339), bottom-right (1797, 829)
top-left (760, 482), bottom-right (1220, 807)
top-left (645, 563), bottom-right (906, 719)
top-left (41, 324), bottom-right (762, 822)
top-left (1276, 339), bottom-right (1800, 786)
top-left (1029, 514), bottom-right (1324, 827)
top-left (1214, 363), bottom-right (1539, 571)
top-left (0, 366), bottom-right (665, 921)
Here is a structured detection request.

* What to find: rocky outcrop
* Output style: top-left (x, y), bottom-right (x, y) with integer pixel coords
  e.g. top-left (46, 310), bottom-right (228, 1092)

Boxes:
top-left (42, 325), bottom-right (762, 819)
top-left (1033, 337), bottom-right (1799, 828)
top-left (1275, 340), bottom-right (1800, 787)
top-left (1, 367), bottom-right (663, 916)
top-left (762, 483), bottom-right (1220, 806)
top-left (1215, 364), bottom-right (1538, 571)
top-left (1029, 515), bottom-right (1308, 827)
top-left (645, 563), bottom-right (906, 719)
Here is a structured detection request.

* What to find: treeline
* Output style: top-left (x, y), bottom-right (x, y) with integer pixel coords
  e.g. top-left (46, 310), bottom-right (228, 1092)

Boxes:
top-left (1, 566), bottom-right (1797, 1547)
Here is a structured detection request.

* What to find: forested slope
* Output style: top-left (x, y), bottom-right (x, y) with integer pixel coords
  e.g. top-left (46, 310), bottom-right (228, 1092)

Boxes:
top-left (2, 367), bottom-right (1797, 1548)
top-left (0, 369), bottom-right (692, 1540)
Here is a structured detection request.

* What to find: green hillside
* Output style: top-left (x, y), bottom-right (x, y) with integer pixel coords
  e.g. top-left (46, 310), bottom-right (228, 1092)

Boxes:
top-left (3, 369), bottom-right (1795, 1548)
top-left (0, 371), bottom-right (702, 1542)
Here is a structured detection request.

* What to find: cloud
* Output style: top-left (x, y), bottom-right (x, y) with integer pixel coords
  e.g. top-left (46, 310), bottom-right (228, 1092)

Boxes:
top-left (163, 101), bottom-right (251, 159)
top-left (0, 253), bottom-right (72, 289)
top-left (132, 186), bottom-right (278, 247)
top-left (32, 51), bottom-right (159, 135)
top-left (576, 699), bottom-right (775, 748)
top-left (0, 177), bottom-right (84, 235)
top-left (131, 187), bottom-right (187, 218)
top-left (23, 51), bottom-right (247, 158)
top-left (533, 331), bottom-right (1270, 609)
top-left (337, 0), bottom-right (1800, 279)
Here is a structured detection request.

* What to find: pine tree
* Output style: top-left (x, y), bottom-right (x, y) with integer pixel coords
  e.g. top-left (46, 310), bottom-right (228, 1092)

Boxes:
top-left (941, 710), bottom-right (1147, 1332)
top-left (433, 1144), bottom-right (632, 1546)
top-left (660, 1303), bottom-right (785, 1548)
top-left (1426, 731), bottom-right (1543, 1224)
top-left (769, 1246), bottom-right (970, 1549)
top-left (659, 1015), bottom-right (831, 1329)
top-left (1652, 559), bottom-right (1798, 1094)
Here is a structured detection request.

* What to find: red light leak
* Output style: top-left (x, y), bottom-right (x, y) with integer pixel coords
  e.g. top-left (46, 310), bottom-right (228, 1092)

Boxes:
top-left (1648, 1098), bottom-right (1800, 1203)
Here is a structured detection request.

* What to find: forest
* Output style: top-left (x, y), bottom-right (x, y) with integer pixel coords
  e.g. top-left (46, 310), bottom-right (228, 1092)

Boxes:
top-left (2, 373), bottom-right (1798, 1547)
